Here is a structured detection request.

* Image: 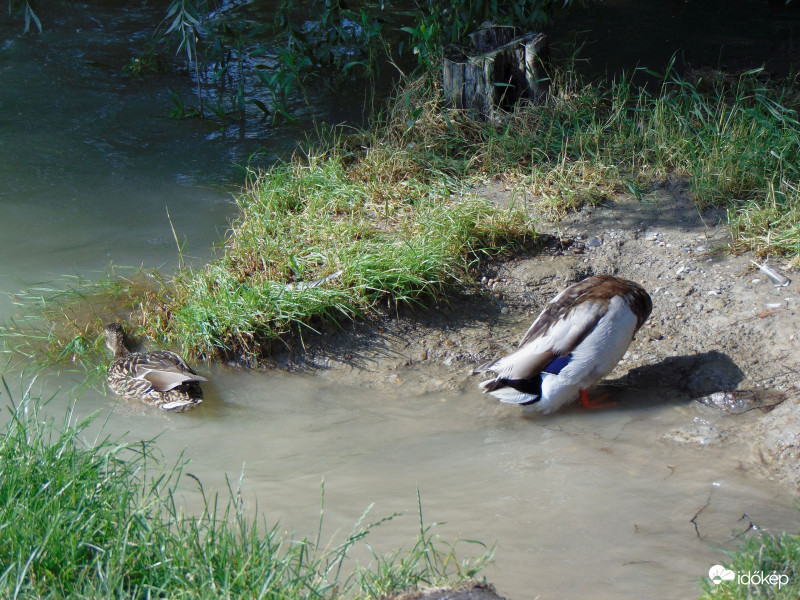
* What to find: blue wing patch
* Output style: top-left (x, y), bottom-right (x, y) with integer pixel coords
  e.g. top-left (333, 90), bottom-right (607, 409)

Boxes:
top-left (544, 354), bottom-right (572, 375)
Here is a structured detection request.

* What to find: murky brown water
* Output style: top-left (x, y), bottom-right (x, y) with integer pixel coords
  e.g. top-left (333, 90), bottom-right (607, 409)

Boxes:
top-left (3, 4), bottom-right (800, 598)
top-left (10, 366), bottom-right (797, 600)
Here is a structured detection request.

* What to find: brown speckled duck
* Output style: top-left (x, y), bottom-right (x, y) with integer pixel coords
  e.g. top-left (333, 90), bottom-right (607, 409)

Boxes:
top-left (103, 323), bottom-right (206, 412)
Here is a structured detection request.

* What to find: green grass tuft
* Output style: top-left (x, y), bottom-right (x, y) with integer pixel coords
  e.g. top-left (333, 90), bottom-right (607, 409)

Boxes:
top-left (150, 147), bottom-right (534, 359)
top-left (0, 269), bottom-right (170, 384)
top-left (699, 528), bottom-right (800, 599)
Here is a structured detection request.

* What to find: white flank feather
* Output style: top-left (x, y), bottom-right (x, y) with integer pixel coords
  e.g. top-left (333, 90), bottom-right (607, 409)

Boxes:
top-left (161, 399), bottom-right (202, 411)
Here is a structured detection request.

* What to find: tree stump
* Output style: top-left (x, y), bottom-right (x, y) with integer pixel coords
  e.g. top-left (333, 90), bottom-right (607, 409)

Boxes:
top-left (443, 25), bottom-right (549, 119)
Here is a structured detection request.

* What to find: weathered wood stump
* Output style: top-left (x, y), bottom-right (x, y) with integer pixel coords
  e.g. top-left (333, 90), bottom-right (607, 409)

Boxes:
top-left (443, 25), bottom-right (549, 118)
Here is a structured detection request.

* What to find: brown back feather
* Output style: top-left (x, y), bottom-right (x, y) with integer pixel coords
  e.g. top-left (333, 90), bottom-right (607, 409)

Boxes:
top-left (518, 275), bottom-right (652, 349)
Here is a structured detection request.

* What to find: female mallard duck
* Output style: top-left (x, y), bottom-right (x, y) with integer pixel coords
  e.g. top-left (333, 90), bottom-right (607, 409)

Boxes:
top-left (474, 275), bottom-right (652, 413)
top-left (103, 323), bottom-right (206, 412)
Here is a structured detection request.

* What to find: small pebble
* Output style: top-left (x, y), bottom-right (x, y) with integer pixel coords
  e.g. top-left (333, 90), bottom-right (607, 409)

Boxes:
top-left (708, 298), bottom-right (726, 309)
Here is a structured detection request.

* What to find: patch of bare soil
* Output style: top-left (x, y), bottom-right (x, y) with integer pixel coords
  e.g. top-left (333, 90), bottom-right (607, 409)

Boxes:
top-left (261, 176), bottom-right (800, 491)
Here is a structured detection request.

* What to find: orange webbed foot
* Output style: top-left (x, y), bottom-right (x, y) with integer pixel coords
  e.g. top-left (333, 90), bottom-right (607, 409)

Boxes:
top-left (579, 389), bottom-right (616, 410)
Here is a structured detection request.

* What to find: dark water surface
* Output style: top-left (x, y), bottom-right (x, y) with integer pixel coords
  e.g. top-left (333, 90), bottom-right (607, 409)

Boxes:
top-left (2, 6), bottom-right (236, 300)
top-left (0, 0), bottom-right (361, 310)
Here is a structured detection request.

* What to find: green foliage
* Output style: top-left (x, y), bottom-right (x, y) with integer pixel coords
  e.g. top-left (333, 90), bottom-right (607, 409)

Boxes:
top-left (148, 0), bottom-right (389, 125)
top-left (6, 0), bottom-right (577, 125)
top-left (401, 0), bottom-right (577, 71)
top-left (699, 529), bottom-right (800, 599)
top-left (164, 0), bottom-right (204, 65)
top-left (0, 387), bottom-right (491, 598)
top-left (167, 88), bottom-right (202, 119)
top-left (7, 0), bottom-right (40, 33)
top-left (0, 269), bottom-right (165, 384)
top-left (122, 48), bottom-right (168, 77)
top-left (261, 0), bottom-right (388, 122)
top-left (161, 0), bottom-right (208, 116)
top-left (145, 0), bottom-right (580, 125)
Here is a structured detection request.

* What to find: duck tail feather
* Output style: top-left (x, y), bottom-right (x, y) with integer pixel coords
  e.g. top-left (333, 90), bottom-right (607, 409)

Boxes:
top-left (477, 376), bottom-right (501, 393)
top-left (488, 386), bottom-right (541, 405)
top-left (478, 377), bottom-right (541, 405)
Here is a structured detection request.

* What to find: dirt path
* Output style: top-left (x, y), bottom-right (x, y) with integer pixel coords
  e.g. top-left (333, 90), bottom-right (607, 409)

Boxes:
top-left (266, 177), bottom-right (800, 491)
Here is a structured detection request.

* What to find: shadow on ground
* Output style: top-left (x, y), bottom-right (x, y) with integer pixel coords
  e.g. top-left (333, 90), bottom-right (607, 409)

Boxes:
top-left (598, 350), bottom-right (745, 409)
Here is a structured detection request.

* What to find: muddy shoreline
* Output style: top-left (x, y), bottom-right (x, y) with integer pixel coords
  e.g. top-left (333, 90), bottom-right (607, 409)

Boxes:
top-left (251, 178), bottom-right (800, 492)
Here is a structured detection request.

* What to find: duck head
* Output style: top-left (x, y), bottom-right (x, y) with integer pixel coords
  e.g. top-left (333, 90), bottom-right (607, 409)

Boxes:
top-left (103, 323), bottom-right (129, 357)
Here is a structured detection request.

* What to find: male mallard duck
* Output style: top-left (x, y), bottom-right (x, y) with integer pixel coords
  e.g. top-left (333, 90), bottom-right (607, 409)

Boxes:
top-left (474, 275), bottom-right (652, 413)
top-left (103, 323), bottom-right (206, 412)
